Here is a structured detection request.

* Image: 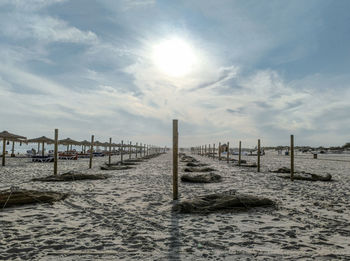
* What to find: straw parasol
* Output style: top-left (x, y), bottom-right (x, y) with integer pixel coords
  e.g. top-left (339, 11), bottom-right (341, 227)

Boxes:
top-left (0, 131), bottom-right (27, 166)
top-left (79, 140), bottom-right (91, 153)
top-left (27, 136), bottom-right (54, 157)
top-left (58, 138), bottom-right (80, 152)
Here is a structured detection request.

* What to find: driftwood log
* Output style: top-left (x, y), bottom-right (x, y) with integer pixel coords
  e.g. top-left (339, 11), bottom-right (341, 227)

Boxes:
top-left (33, 171), bottom-right (109, 181)
top-left (173, 191), bottom-right (274, 214)
top-left (235, 163), bottom-right (257, 168)
top-left (184, 167), bottom-right (216, 172)
top-left (181, 173), bottom-right (222, 183)
top-left (1, 189), bottom-right (68, 208)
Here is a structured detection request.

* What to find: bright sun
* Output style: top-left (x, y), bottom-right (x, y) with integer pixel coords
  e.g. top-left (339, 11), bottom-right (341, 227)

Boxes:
top-left (152, 37), bottom-right (196, 77)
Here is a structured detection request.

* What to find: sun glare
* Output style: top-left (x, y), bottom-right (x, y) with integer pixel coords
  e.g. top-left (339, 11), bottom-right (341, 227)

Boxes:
top-left (152, 37), bottom-right (196, 77)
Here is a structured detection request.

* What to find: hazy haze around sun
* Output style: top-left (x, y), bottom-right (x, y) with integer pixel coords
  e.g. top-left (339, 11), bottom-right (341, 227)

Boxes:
top-left (152, 37), bottom-right (196, 77)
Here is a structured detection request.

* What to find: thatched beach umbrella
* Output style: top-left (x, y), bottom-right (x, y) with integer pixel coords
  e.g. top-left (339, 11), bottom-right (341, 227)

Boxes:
top-left (0, 131), bottom-right (27, 166)
top-left (79, 140), bottom-right (91, 153)
top-left (59, 138), bottom-right (80, 152)
top-left (27, 136), bottom-right (54, 157)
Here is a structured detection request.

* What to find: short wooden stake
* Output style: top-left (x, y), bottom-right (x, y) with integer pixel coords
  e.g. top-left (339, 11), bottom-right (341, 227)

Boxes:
top-left (227, 141), bottom-right (230, 163)
top-left (121, 140), bottom-right (124, 163)
top-left (173, 119), bottom-right (178, 200)
top-left (89, 135), bottom-right (94, 169)
top-left (108, 138), bottom-right (112, 165)
top-left (257, 139), bottom-right (261, 172)
top-left (290, 135), bottom-right (294, 181)
top-left (2, 138), bottom-right (5, 166)
top-left (238, 141), bottom-right (242, 166)
top-left (54, 129), bottom-right (58, 175)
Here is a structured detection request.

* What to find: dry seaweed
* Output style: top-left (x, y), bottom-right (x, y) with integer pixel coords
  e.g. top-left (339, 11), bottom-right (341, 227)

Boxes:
top-left (33, 171), bottom-right (109, 181)
top-left (1, 189), bottom-right (68, 208)
top-left (173, 191), bottom-right (274, 214)
top-left (181, 173), bottom-right (222, 183)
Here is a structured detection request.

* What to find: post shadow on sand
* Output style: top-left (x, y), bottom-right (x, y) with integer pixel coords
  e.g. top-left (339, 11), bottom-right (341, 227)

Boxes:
top-left (168, 201), bottom-right (181, 261)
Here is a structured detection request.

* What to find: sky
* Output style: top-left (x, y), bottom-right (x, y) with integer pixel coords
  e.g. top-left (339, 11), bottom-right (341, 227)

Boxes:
top-left (0, 0), bottom-right (349, 147)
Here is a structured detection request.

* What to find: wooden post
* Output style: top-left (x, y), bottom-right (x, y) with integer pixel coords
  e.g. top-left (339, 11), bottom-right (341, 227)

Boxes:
top-left (290, 135), bottom-right (294, 181)
top-left (37, 142), bottom-right (40, 154)
top-left (108, 138), bottom-right (112, 165)
top-left (54, 129), bottom-right (58, 175)
top-left (11, 141), bottom-right (15, 157)
top-left (129, 142), bottom-right (132, 159)
top-left (238, 141), bottom-right (242, 166)
top-left (257, 139), bottom-right (261, 172)
top-left (2, 138), bottom-right (6, 166)
top-left (144, 144), bottom-right (146, 157)
top-left (135, 142), bottom-right (138, 158)
top-left (213, 143), bottom-right (215, 159)
top-left (89, 135), bottom-right (94, 169)
top-left (121, 140), bottom-right (124, 163)
top-left (42, 141), bottom-right (44, 157)
top-left (173, 119), bottom-right (178, 200)
top-left (208, 144), bottom-right (211, 158)
top-left (227, 142), bottom-right (230, 163)
top-left (219, 142), bottom-right (221, 160)
top-left (205, 145), bottom-right (207, 156)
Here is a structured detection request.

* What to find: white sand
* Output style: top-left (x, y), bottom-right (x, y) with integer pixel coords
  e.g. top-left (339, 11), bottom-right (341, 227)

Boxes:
top-left (1, 152), bottom-right (350, 260)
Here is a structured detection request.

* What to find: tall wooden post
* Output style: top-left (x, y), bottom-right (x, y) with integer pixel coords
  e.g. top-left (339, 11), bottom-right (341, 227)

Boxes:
top-left (89, 135), bottom-right (94, 169)
top-left (108, 138), bottom-right (112, 165)
top-left (121, 140), bottom-right (124, 163)
top-left (173, 119), bottom-right (178, 200)
top-left (227, 142), bottom-right (230, 163)
top-left (144, 144), bottom-right (146, 157)
top-left (208, 144), bottom-right (211, 158)
top-left (42, 141), bottom-right (44, 157)
top-left (11, 141), bottom-right (15, 157)
top-left (135, 142), bottom-right (138, 158)
top-left (238, 141), bottom-right (242, 166)
top-left (2, 138), bottom-right (6, 166)
top-left (290, 135), bottom-right (294, 181)
top-left (219, 142), bottom-right (221, 160)
top-left (213, 143), bottom-right (215, 159)
top-left (257, 139), bottom-right (261, 172)
top-left (205, 145), bottom-right (207, 156)
top-left (54, 129), bottom-right (58, 175)
top-left (129, 142), bottom-right (132, 159)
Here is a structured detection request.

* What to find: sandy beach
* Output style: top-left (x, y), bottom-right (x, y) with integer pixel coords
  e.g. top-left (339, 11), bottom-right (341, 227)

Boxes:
top-left (1, 152), bottom-right (350, 260)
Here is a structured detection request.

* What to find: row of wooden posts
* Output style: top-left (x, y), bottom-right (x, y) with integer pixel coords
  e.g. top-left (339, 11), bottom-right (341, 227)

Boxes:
top-left (1, 129), bottom-right (164, 171)
top-left (172, 120), bottom-right (295, 200)
top-left (192, 135), bottom-right (295, 180)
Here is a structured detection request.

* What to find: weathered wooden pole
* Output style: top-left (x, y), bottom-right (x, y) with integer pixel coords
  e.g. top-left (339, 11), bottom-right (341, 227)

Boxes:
top-left (208, 144), bottom-right (211, 158)
top-left (2, 138), bottom-right (6, 166)
top-left (42, 141), bottom-right (44, 157)
top-left (213, 143), bottom-right (215, 159)
top-left (121, 140), bottom-right (124, 163)
top-left (54, 129), bottom-right (58, 175)
top-left (89, 135), bottom-right (94, 169)
top-left (11, 141), bottom-right (15, 157)
top-left (290, 135), bottom-right (294, 181)
top-left (129, 142), bottom-right (132, 159)
top-left (238, 141), bottom-right (242, 166)
top-left (144, 144), bottom-right (146, 157)
top-left (205, 145), bottom-right (207, 156)
top-left (135, 142), bottom-right (138, 158)
top-left (108, 137), bottom-right (112, 165)
top-left (219, 142), bottom-right (221, 160)
top-left (173, 119), bottom-right (178, 200)
top-left (257, 139), bottom-right (261, 172)
top-left (227, 142), bottom-right (230, 163)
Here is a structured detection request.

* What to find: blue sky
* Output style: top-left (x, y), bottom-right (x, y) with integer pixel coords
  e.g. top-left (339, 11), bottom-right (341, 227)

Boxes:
top-left (0, 0), bottom-right (349, 147)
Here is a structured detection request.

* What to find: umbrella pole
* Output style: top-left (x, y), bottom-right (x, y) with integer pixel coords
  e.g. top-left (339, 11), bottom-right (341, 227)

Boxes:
top-left (54, 129), bottom-right (58, 175)
top-left (2, 138), bottom-right (6, 166)
top-left (109, 138), bottom-right (112, 165)
top-left (42, 141), bottom-right (44, 157)
top-left (11, 141), bottom-right (15, 157)
top-left (37, 142), bottom-right (40, 155)
top-left (66, 145), bottom-right (69, 152)
top-left (89, 135), bottom-right (94, 169)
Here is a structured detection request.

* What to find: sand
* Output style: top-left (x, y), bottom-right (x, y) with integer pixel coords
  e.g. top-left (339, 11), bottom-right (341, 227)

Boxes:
top-left (0, 151), bottom-right (350, 260)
